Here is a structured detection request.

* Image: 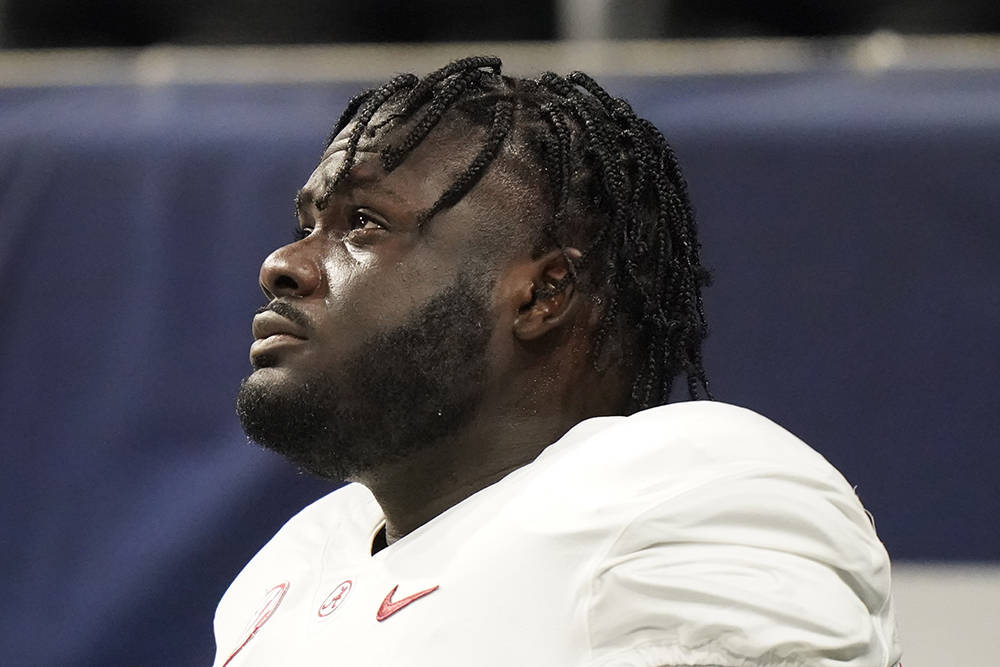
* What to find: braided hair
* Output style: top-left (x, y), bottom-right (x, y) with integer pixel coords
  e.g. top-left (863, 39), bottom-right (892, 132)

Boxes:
top-left (318, 56), bottom-right (712, 411)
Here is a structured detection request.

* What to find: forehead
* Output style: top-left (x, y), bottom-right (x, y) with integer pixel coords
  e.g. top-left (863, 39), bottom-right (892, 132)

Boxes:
top-left (321, 107), bottom-right (481, 172)
top-left (309, 108), bottom-right (548, 223)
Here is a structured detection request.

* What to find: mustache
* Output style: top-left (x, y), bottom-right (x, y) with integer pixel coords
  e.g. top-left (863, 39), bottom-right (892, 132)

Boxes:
top-left (256, 301), bottom-right (312, 332)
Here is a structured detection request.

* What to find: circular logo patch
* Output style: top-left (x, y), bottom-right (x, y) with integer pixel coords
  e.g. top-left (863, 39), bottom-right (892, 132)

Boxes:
top-left (318, 580), bottom-right (353, 617)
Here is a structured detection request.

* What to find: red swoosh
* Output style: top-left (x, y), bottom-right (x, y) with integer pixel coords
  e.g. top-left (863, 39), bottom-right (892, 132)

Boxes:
top-left (375, 584), bottom-right (439, 622)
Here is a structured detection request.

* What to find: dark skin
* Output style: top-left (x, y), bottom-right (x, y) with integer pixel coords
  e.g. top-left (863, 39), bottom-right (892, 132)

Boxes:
top-left (247, 119), bottom-right (628, 545)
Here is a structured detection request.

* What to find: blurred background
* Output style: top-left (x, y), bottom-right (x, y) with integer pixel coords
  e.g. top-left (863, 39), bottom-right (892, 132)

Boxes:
top-left (2, 0), bottom-right (1000, 45)
top-left (1, 2), bottom-right (998, 666)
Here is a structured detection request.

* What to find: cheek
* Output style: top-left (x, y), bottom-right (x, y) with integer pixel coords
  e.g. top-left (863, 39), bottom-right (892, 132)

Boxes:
top-left (320, 249), bottom-right (460, 333)
top-left (481, 289), bottom-right (515, 368)
top-left (322, 254), bottom-right (365, 305)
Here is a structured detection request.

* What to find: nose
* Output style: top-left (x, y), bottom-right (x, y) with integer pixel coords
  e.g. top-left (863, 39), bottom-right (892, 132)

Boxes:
top-left (259, 241), bottom-right (322, 300)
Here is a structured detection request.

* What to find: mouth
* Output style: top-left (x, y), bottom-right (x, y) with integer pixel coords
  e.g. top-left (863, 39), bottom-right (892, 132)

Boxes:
top-left (250, 308), bottom-right (310, 365)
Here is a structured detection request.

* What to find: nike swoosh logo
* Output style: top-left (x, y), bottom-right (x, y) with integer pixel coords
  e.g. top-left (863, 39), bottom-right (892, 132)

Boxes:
top-left (375, 584), bottom-right (439, 622)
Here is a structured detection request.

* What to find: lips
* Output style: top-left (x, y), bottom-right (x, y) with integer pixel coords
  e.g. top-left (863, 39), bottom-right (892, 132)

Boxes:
top-left (250, 309), bottom-right (310, 366)
top-left (252, 310), bottom-right (309, 341)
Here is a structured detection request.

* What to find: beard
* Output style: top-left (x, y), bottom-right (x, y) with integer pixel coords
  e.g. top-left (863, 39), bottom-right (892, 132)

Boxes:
top-left (236, 271), bottom-right (495, 481)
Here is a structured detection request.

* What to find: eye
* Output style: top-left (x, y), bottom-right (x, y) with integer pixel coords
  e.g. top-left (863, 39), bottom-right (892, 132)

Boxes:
top-left (349, 209), bottom-right (385, 232)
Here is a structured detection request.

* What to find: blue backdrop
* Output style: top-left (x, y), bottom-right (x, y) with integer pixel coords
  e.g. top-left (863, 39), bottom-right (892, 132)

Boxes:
top-left (1, 69), bottom-right (998, 666)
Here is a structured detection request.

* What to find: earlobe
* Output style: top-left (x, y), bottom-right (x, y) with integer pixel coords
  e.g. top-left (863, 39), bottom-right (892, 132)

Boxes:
top-left (512, 248), bottom-right (582, 341)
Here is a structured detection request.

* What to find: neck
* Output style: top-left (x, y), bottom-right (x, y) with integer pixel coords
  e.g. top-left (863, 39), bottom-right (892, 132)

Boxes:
top-left (349, 410), bottom-right (578, 545)
top-left (348, 344), bottom-right (630, 545)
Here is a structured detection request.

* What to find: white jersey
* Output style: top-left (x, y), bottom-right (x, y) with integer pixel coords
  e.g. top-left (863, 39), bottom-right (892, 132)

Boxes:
top-left (213, 401), bottom-right (901, 667)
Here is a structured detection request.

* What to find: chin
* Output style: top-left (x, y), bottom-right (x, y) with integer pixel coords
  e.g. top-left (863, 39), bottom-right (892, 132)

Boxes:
top-left (245, 360), bottom-right (305, 389)
top-left (235, 371), bottom-right (367, 482)
top-left (239, 363), bottom-right (328, 417)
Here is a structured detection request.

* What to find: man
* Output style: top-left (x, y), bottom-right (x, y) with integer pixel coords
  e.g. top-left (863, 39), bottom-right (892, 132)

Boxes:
top-left (217, 57), bottom-right (901, 666)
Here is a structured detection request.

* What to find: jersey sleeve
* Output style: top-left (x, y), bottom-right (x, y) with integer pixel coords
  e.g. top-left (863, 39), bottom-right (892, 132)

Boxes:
top-left (583, 465), bottom-right (901, 667)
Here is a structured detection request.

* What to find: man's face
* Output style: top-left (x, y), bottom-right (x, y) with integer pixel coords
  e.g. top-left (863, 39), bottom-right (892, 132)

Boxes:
top-left (237, 120), bottom-right (517, 480)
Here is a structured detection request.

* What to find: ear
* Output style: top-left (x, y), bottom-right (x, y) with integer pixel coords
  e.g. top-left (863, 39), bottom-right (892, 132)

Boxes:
top-left (512, 247), bottom-right (583, 341)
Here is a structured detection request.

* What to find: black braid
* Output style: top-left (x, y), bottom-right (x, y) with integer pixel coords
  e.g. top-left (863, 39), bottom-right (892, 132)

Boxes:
top-left (316, 72), bottom-right (418, 209)
top-left (381, 67), bottom-right (484, 172)
top-left (320, 57), bottom-right (712, 410)
top-left (326, 89), bottom-right (375, 148)
top-left (418, 100), bottom-right (515, 224)
top-left (398, 55), bottom-right (502, 116)
top-left (538, 76), bottom-right (666, 364)
top-left (561, 74), bottom-right (711, 404)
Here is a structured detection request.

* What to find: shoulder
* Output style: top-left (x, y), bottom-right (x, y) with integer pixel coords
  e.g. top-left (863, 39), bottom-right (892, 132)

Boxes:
top-left (570, 403), bottom-right (901, 667)
top-left (572, 401), bottom-right (888, 589)
top-left (535, 401), bottom-right (853, 509)
top-left (606, 400), bottom-right (836, 471)
top-left (242, 482), bottom-right (379, 569)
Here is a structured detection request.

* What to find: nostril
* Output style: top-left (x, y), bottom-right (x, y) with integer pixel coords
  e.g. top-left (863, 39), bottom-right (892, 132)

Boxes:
top-left (274, 275), bottom-right (299, 292)
top-left (259, 245), bottom-right (320, 298)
